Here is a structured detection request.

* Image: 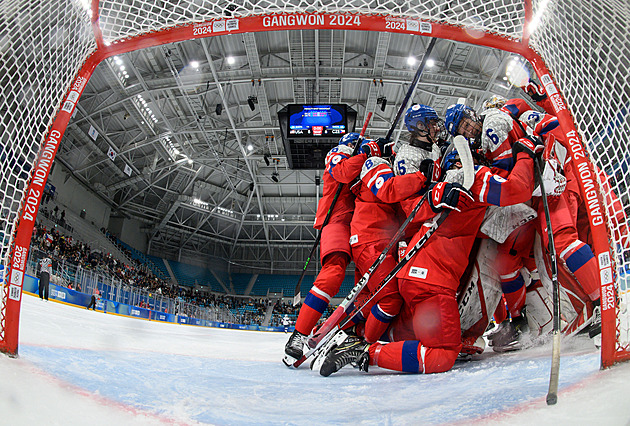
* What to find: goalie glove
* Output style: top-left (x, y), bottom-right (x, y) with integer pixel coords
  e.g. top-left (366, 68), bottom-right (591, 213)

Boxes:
top-left (522, 79), bottom-right (547, 102)
top-left (512, 136), bottom-right (544, 162)
top-left (361, 138), bottom-right (393, 158)
top-left (428, 181), bottom-right (474, 213)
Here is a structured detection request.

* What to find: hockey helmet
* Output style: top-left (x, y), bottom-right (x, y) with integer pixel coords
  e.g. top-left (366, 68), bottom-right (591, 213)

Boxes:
top-left (482, 95), bottom-right (507, 112)
top-left (444, 104), bottom-right (481, 139)
top-left (338, 132), bottom-right (360, 148)
top-left (404, 104), bottom-right (439, 132)
top-left (442, 148), bottom-right (461, 171)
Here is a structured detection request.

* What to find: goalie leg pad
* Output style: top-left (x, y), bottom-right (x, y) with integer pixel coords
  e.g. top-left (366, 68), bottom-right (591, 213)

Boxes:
top-left (524, 282), bottom-right (554, 336)
top-left (459, 240), bottom-right (503, 341)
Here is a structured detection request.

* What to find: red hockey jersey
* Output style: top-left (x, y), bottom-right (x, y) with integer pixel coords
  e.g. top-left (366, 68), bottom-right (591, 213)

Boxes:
top-left (350, 157), bottom-right (428, 246)
top-left (313, 146), bottom-right (366, 229)
top-left (397, 152), bottom-right (535, 291)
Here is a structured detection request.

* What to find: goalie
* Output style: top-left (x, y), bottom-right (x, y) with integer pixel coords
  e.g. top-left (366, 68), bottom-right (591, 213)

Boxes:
top-left (444, 101), bottom-right (601, 340)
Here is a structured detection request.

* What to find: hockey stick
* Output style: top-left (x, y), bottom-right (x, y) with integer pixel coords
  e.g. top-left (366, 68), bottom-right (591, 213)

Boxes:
top-left (536, 156), bottom-right (562, 406)
top-left (294, 136), bottom-right (473, 368)
top-left (291, 38), bottom-right (437, 306)
top-left (385, 38), bottom-right (437, 141)
top-left (292, 112), bottom-right (373, 306)
top-left (504, 112), bottom-right (561, 404)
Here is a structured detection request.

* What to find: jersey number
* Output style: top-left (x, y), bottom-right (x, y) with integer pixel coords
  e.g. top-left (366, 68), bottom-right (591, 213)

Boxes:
top-left (396, 160), bottom-right (406, 175)
top-left (485, 128), bottom-right (500, 145)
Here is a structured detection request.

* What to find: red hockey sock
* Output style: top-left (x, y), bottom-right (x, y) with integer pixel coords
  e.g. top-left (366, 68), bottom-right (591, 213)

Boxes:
top-left (369, 341), bottom-right (460, 374)
top-left (295, 291), bottom-right (330, 335)
top-left (363, 303), bottom-right (398, 343)
top-left (502, 285), bottom-right (526, 317)
top-left (493, 296), bottom-right (508, 324)
top-left (561, 241), bottom-right (600, 301)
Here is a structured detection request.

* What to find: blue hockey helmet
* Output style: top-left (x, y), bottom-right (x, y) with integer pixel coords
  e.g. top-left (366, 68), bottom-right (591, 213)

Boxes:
top-left (444, 104), bottom-right (468, 137)
top-left (442, 148), bottom-right (461, 171)
top-left (338, 132), bottom-right (360, 147)
top-left (404, 104), bottom-right (439, 132)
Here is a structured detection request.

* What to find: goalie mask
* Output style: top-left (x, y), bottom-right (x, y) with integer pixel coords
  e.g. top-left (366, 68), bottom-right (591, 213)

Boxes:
top-left (404, 104), bottom-right (447, 150)
top-left (445, 104), bottom-right (483, 149)
top-left (339, 132), bottom-right (360, 148)
top-left (482, 95), bottom-right (507, 112)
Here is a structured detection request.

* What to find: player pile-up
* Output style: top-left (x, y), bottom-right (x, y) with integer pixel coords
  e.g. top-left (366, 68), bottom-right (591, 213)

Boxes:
top-left (283, 81), bottom-right (608, 377)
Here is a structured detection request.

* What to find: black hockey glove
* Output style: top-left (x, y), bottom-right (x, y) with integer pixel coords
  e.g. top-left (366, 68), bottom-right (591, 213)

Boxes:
top-left (361, 138), bottom-right (393, 158)
top-left (512, 136), bottom-right (543, 162)
top-left (419, 159), bottom-right (441, 183)
top-left (428, 182), bottom-right (474, 213)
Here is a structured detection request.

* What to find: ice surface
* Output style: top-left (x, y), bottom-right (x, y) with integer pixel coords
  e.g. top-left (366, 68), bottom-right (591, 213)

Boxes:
top-left (2, 295), bottom-right (630, 425)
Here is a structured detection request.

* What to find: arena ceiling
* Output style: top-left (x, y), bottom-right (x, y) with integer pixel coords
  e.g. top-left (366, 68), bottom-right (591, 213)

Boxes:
top-left (57, 29), bottom-right (535, 274)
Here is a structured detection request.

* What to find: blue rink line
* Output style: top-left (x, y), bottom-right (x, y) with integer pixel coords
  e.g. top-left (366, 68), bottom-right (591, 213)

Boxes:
top-left (20, 344), bottom-right (600, 425)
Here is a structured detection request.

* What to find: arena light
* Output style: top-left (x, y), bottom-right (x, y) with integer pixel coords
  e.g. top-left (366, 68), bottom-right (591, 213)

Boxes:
top-left (227, 56), bottom-right (235, 65)
top-left (407, 56), bottom-right (416, 66)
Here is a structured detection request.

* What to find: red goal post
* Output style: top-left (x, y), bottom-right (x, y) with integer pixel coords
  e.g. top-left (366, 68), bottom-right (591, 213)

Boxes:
top-left (1, 1), bottom-right (627, 367)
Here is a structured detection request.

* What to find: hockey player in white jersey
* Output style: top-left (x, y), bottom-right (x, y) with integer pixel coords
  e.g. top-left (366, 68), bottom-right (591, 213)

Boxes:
top-left (393, 104), bottom-right (445, 180)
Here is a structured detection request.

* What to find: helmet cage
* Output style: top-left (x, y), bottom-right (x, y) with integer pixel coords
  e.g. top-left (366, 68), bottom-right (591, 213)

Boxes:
top-left (339, 132), bottom-right (360, 148)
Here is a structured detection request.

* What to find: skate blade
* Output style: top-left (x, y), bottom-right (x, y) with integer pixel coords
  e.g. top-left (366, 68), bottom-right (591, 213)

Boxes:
top-left (310, 330), bottom-right (348, 372)
top-left (491, 341), bottom-right (523, 353)
top-left (282, 354), bottom-right (299, 368)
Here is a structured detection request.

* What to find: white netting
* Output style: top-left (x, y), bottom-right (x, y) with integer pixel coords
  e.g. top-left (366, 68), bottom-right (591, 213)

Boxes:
top-left (97, 0), bottom-right (525, 43)
top-left (0, 1), bottom-right (96, 338)
top-left (530, 0), bottom-right (630, 354)
top-left (1, 0), bottom-right (629, 358)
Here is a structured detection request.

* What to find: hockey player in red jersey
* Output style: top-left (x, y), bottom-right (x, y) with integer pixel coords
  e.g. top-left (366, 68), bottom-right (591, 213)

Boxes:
top-left (318, 136), bottom-right (539, 377)
top-left (445, 102), bottom-right (602, 340)
top-left (283, 132), bottom-right (367, 366)
top-left (347, 134), bottom-right (435, 343)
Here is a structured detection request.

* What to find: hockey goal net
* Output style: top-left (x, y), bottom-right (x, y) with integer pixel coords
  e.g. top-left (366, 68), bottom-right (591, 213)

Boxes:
top-left (1, 1), bottom-right (628, 367)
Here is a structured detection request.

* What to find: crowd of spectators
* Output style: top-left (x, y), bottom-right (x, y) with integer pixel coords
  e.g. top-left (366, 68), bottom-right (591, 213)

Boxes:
top-left (32, 221), bottom-right (174, 298)
top-left (29, 219), bottom-right (307, 327)
top-left (270, 299), bottom-right (336, 327)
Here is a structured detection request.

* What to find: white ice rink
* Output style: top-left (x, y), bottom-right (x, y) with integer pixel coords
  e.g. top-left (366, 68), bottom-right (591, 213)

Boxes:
top-left (2, 294), bottom-right (630, 425)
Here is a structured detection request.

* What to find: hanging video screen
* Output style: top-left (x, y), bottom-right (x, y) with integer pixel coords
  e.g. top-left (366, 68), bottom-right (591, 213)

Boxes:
top-left (287, 104), bottom-right (347, 137)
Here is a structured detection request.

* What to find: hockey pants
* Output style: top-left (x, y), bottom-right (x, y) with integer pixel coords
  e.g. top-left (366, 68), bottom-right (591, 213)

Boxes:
top-left (369, 285), bottom-right (461, 374)
top-left (351, 240), bottom-right (404, 343)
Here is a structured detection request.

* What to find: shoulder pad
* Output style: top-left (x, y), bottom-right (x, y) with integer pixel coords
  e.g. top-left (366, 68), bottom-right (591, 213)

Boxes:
top-left (329, 144), bottom-right (354, 157)
top-left (481, 110), bottom-right (513, 155)
top-left (360, 156), bottom-right (391, 180)
top-left (518, 110), bottom-right (545, 130)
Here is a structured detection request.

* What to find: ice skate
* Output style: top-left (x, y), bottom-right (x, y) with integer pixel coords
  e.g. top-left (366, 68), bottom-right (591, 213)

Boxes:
top-left (490, 314), bottom-right (529, 352)
top-left (283, 330), bottom-right (307, 367)
top-left (486, 319), bottom-right (511, 344)
top-left (319, 334), bottom-right (370, 377)
top-left (588, 305), bottom-right (601, 339)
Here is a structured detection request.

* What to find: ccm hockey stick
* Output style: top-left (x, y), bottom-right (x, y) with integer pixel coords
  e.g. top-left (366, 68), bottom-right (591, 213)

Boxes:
top-left (292, 38), bottom-right (438, 306)
top-left (292, 112), bottom-right (373, 306)
top-left (293, 136), bottom-right (474, 369)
